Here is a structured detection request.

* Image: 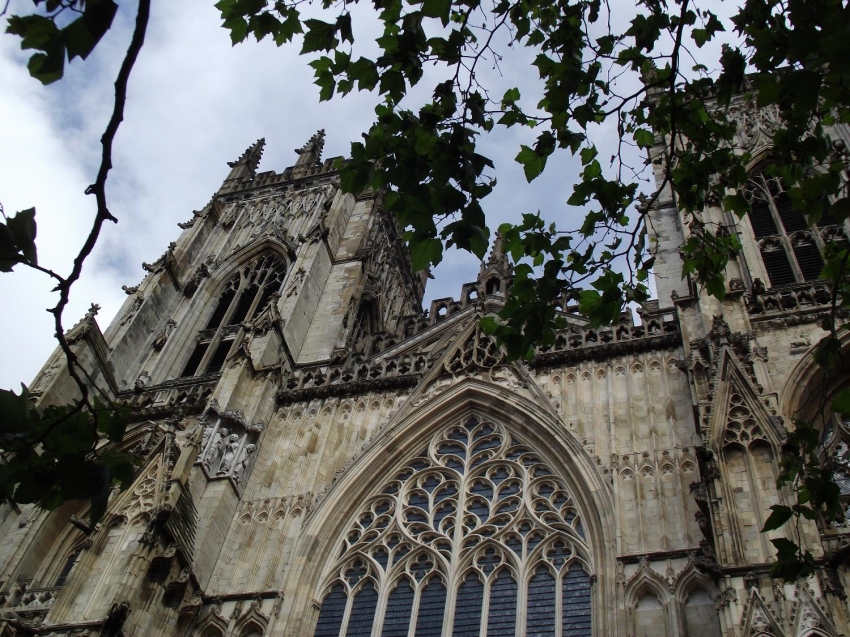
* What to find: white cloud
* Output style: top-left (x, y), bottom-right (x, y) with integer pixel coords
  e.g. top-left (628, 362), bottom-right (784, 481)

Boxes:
top-left (0, 0), bottom-right (740, 388)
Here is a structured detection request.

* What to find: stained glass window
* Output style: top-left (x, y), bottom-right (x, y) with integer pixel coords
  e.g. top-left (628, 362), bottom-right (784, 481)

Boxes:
top-left (313, 417), bottom-right (593, 635)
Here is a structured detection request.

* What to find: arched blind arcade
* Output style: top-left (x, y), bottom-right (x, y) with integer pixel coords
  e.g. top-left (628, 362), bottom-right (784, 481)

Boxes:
top-left (314, 417), bottom-right (593, 636)
top-left (182, 253), bottom-right (286, 377)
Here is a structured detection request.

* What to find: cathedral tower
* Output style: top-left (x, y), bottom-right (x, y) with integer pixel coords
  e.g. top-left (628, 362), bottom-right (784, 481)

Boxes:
top-left (1, 121), bottom-right (849, 637)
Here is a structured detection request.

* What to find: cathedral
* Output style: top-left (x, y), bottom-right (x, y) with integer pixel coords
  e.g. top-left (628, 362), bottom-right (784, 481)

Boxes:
top-left (1, 105), bottom-right (850, 636)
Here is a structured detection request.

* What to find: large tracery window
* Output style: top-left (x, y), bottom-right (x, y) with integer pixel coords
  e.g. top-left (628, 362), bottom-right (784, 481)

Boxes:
top-left (744, 175), bottom-right (845, 287)
top-left (313, 417), bottom-right (593, 636)
top-left (182, 253), bottom-right (286, 377)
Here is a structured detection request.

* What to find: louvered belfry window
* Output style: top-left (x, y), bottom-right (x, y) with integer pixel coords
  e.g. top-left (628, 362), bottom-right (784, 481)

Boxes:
top-left (181, 253), bottom-right (286, 377)
top-left (313, 417), bottom-right (593, 636)
top-left (745, 176), bottom-right (843, 287)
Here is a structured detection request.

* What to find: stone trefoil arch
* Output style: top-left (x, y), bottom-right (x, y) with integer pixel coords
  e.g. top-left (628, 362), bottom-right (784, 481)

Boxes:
top-left (312, 415), bottom-right (593, 636)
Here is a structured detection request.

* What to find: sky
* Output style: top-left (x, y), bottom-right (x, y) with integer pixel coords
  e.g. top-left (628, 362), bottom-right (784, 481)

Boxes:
top-left (0, 0), bottom-right (737, 389)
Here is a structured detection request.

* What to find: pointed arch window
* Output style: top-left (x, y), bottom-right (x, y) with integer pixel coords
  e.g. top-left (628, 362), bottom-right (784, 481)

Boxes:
top-left (313, 417), bottom-right (593, 636)
top-left (182, 253), bottom-right (286, 377)
top-left (744, 175), bottom-right (844, 288)
top-left (817, 409), bottom-right (850, 533)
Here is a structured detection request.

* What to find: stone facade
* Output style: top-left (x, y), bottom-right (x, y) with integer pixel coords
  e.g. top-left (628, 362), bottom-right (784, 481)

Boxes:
top-left (1, 118), bottom-right (850, 636)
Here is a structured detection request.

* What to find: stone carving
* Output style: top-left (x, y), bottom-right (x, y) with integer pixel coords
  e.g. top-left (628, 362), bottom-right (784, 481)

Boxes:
top-left (317, 416), bottom-right (593, 636)
top-left (201, 423), bottom-right (214, 451)
top-left (134, 371), bottom-right (151, 392)
top-left (727, 99), bottom-right (781, 152)
top-left (31, 358), bottom-right (61, 395)
top-left (203, 427), bottom-right (229, 470)
top-left (183, 264), bottom-right (210, 297)
top-left (217, 434), bottom-right (241, 474)
top-left (120, 294), bottom-right (144, 326)
top-left (196, 412), bottom-right (262, 485)
top-left (232, 444), bottom-right (256, 484)
top-left (153, 319), bottom-right (177, 351)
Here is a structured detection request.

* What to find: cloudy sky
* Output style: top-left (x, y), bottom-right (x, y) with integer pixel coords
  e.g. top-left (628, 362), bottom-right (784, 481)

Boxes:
top-left (0, 0), bottom-right (736, 389)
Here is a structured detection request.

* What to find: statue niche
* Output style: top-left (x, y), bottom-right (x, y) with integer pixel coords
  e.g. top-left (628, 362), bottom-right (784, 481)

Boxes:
top-left (196, 412), bottom-right (263, 487)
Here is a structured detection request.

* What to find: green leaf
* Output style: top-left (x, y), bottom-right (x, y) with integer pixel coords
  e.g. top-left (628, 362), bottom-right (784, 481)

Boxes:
top-left (832, 389), bottom-right (850, 416)
top-left (301, 19), bottom-right (338, 53)
top-left (409, 237), bottom-right (443, 271)
top-left (95, 405), bottom-right (128, 443)
top-left (634, 128), bottom-right (654, 149)
top-left (479, 316), bottom-right (498, 335)
top-left (761, 505), bottom-right (793, 532)
top-left (515, 145), bottom-right (546, 182)
top-left (501, 87), bottom-right (520, 106)
top-left (6, 207), bottom-right (37, 266)
top-left (421, 0), bottom-right (451, 26)
top-left (579, 146), bottom-right (597, 165)
top-left (829, 198), bottom-right (850, 223)
top-left (0, 225), bottom-right (21, 272)
top-left (0, 384), bottom-right (37, 437)
top-left (691, 28), bottom-right (709, 48)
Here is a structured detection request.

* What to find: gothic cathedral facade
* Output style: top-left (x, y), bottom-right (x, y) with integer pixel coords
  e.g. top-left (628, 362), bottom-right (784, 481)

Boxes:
top-left (2, 109), bottom-right (850, 636)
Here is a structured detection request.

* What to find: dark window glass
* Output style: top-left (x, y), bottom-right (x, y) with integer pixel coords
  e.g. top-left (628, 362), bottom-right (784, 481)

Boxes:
top-left (181, 342), bottom-right (209, 378)
top-left (205, 339), bottom-right (232, 374)
top-left (487, 569), bottom-right (517, 636)
top-left (206, 287), bottom-right (237, 330)
top-left (819, 196), bottom-right (839, 227)
top-left (747, 178), bottom-right (836, 287)
top-left (452, 572), bottom-right (484, 636)
top-left (761, 247), bottom-right (796, 286)
top-left (55, 547), bottom-right (82, 587)
top-left (562, 565), bottom-right (592, 637)
top-left (774, 192), bottom-right (807, 232)
top-left (231, 284), bottom-right (259, 325)
top-left (793, 240), bottom-right (824, 281)
top-left (187, 253), bottom-right (286, 376)
top-left (346, 581), bottom-right (378, 637)
top-left (382, 579), bottom-right (414, 637)
top-left (315, 584), bottom-right (347, 637)
top-left (415, 577), bottom-right (446, 636)
top-left (748, 199), bottom-right (778, 239)
top-left (526, 565), bottom-right (556, 637)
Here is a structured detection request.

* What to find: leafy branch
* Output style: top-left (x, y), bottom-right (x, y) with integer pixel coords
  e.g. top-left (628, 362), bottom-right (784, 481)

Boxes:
top-left (0, 0), bottom-right (152, 522)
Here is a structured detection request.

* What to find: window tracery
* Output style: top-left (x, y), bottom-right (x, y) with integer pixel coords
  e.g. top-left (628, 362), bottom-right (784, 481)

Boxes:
top-left (182, 253), bottom-right (287, 377)
top-left (744, 175), bottom-right (843, 288)
top-left (820, 414), bottom-right (850, 532)
top-left (313, 417), bottom-right (592, 636)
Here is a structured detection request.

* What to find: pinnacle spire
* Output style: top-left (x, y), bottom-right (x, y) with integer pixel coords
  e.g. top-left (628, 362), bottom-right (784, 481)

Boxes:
top-left (294, 129), bottom-right (325, 166)
top-left (481, 231), bottom-right (512, 275)
top-left (227, 138), bottom-right (265, 177)
top-left (477, 231), bottom-right (513, 295)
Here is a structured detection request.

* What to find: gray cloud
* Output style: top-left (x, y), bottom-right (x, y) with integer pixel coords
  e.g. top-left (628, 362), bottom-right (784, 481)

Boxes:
top-left (0, 0), bottom-right (741, 388)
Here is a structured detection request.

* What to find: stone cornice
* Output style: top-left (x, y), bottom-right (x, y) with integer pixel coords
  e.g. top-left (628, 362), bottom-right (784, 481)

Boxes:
top-left (277, 373), bottom-right (421, 405)
top-left (530, 332), bottom-right (683, 368)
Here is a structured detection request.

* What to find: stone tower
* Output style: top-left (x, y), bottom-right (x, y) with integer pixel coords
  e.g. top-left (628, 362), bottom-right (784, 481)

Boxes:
top-left (1, 117), bottom-right (850, 636)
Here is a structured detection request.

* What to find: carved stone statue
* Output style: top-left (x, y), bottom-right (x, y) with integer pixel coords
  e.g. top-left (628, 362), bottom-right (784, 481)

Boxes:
top-left (200, 424), bottom-right (215, 452)
top-left (204, 427), bottom-right (229, 468)
top-left (183, 264), bottom-right (210, 297)
top-left (153, 319), bottom-right (177, 351)
top-left (233, 444), bottom-right (256, 483)
top-left (134, 371), bottom-right (150, 392)
top-left (218, 434), bottom-right (242, 474)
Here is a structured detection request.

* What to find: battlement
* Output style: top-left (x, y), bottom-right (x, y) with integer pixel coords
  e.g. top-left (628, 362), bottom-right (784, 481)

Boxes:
top-left (220, 157), bottom-right (343, 194)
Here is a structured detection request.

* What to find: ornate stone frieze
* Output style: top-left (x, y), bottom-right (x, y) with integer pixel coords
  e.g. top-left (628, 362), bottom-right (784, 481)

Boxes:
top-left (748, 279), bottom-right (840, 317)
top-left (196, 412), bottom-right (262, 486)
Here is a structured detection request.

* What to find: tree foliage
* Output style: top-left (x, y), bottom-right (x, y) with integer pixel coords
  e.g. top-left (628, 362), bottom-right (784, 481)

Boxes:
top-left (1, 0), bottom-right (150, 524)
top-left (5, 0), bottom-right (850, 574)
top-left (213, 0), bottom-right (850, 578)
